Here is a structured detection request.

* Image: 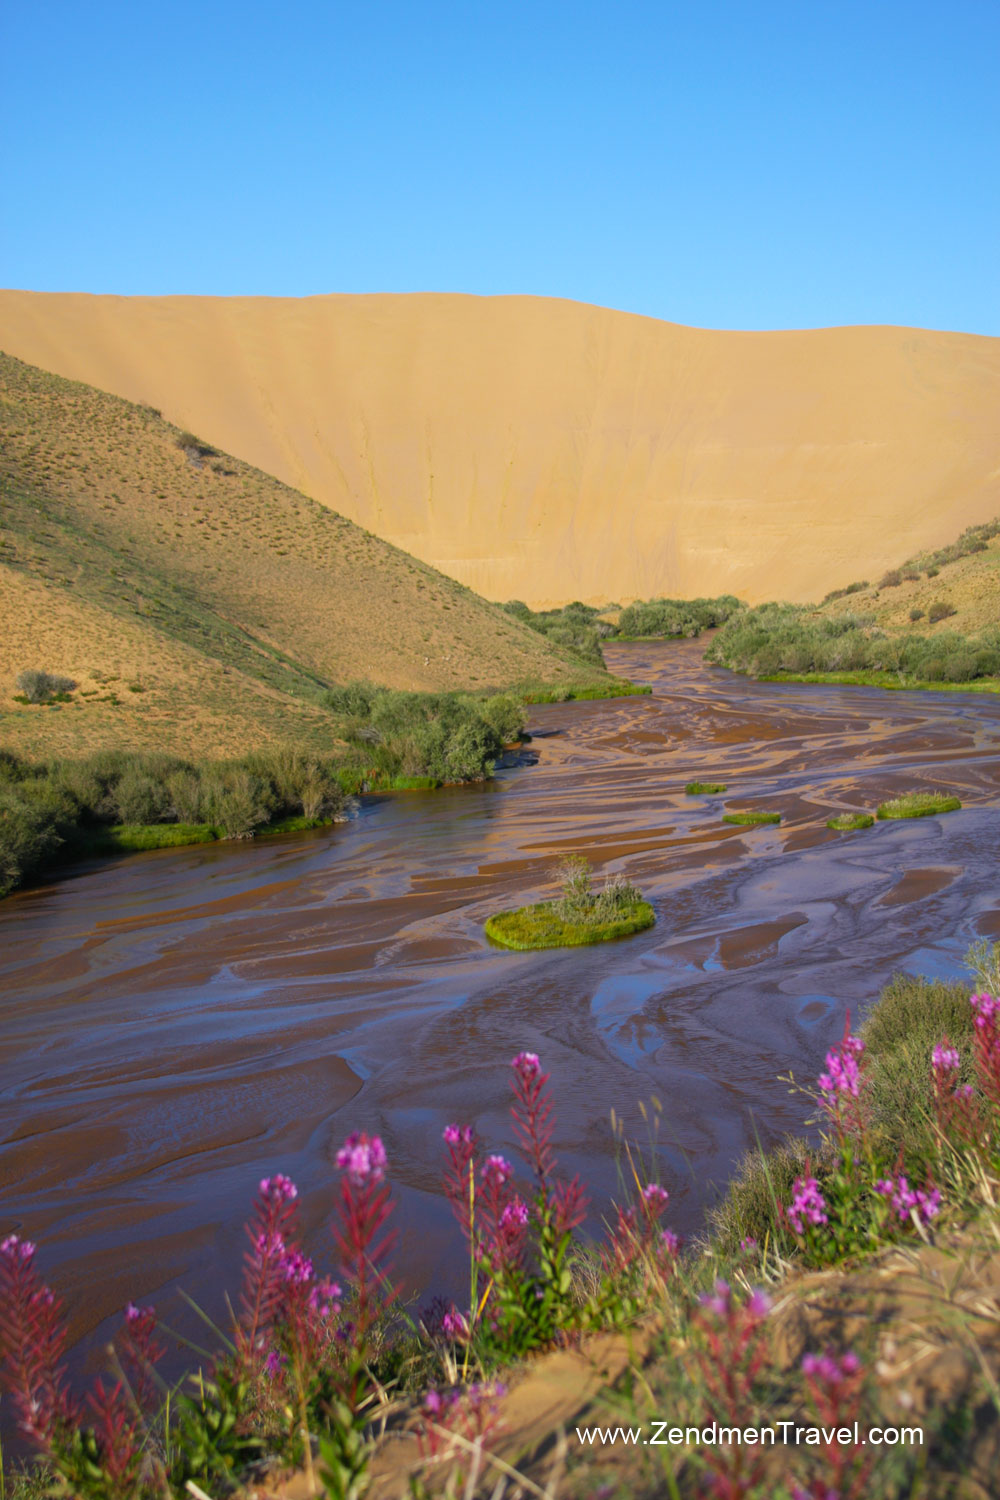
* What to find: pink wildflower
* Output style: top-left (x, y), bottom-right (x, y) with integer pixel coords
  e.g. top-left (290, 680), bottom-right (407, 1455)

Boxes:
top-left (874, 1174), bottom-right (940, 1226)
top-left (335, 1131), bottom-right (387, 1185)
top-left (785, 1175), bottom-right (829, 1236)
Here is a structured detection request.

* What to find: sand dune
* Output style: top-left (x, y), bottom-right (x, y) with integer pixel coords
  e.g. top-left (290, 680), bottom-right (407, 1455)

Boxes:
top-left (1, 291), bottom-right (998, 606)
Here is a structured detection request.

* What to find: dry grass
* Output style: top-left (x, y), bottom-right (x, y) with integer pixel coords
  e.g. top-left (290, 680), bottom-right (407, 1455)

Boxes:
top-left (820, 531), bottom-right (1000, 639)
top-left (0, 354), bottom-right (609, 756)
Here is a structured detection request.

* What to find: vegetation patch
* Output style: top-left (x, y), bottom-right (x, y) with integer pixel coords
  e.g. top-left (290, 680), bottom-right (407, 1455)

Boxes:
top-left (73, 822), bottom-right (220, 854)
top-left (485, 857), bottom-right (654, 949)
top-left (685, 780), bottom-right (727, 794)
top-left (0, 746), bottom-right (347, 897)
top-left (876, 790), bottom-right (962, 820)
top-left (826, 812), bottom-right (875, 831)
top-left (722, 810), bottom-right (782, 825)
top-left (706, 599), bottom-right (1000, 690)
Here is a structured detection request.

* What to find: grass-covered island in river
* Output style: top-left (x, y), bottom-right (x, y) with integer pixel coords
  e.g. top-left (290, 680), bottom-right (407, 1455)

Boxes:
top-left (876, 790), bottom-right (963, 820)
top-left (826, 811), bottom-right (876, 831)
top-left (485, 856), bottom-right (655, 949)
top-left (722, 809), bottom-right (782, 826)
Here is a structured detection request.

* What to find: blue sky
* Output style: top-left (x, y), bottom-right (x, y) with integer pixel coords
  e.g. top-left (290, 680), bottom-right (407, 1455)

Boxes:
top-left (2, 0), bottom-right (997, 332)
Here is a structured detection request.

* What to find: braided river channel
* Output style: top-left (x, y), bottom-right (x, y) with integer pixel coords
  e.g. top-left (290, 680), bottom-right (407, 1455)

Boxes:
top-left (2, 641), bottom-right (999, 1381)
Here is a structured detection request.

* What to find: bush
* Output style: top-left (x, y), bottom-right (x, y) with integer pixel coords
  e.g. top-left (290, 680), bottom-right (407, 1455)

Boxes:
top-left (15, 669), bottom-right (77, 704)
top-left (615, 595), bottom-right (741, 639)
top-left (928, 600), bottom-right (956, 623)
top-left (202, 768), bottom-right (270, 839)
top-left (0, 785), bottom-right (62, 895)
top-left (479, 693), bottom-right (526, 744)
top-left (706, 603), bottom-right (999, 687)
top-left (821, 581), bottom-right (869, 604)
top-left (909, 608), bottom-right (924, 622)
top-left (878, 569), bottom-right (903, 588)
top-left (114, 767), bottom-right (169, 825)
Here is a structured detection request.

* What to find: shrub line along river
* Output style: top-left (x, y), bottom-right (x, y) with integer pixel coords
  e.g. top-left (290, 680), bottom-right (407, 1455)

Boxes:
top-left (1, 640), bottom-right (999, 1390)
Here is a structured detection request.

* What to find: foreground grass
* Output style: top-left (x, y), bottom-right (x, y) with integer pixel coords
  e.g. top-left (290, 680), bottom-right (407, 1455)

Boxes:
top-left (876, 791), bottom-right (962, 820)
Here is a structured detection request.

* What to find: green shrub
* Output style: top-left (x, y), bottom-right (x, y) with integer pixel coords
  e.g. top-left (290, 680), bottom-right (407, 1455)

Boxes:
top-left (167, 769), bottom-right (205, 823)
top-left (909, 607), bottom-right (924, 622)
top-left (201, 768), bottom-right (270, 839)
top-left (114, 767), bottom-right (169, 825)
top-left (614, 594), bottom-right (741, 639)
top-left (879, 569), bottom-right (903, 588)
top-left (685, 781), bottom-right (728, 794)
top-left (928, 600), bottom-right (956, 623)
top-left (0, 784), bottom-right (62, 895)
top-left (479, 692), bottom-right (526, 744)
top-left (15, 669), bottom-right (77, 703)
top-left (706, 603), bottom-right (999, 687)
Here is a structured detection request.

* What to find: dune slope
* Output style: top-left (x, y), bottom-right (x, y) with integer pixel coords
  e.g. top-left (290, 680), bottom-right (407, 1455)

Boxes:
top-left (1, 291), bottom-right (998, 606)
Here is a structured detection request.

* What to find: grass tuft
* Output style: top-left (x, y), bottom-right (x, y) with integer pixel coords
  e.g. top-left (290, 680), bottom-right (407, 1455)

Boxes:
top-left (722, 811), bottom-right (782, 826)
top-left (485, 899), bottom-right (655, 949)
top-left (826, 812), bottom-right (875, 831)
top-left (875, 791), bottom-right (962, 820)
top-left (685, 781), bottom-right (728, 794)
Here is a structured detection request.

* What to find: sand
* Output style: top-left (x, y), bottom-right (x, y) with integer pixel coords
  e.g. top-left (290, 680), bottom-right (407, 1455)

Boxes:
top-left (1, 291), bottom-right (997, 606)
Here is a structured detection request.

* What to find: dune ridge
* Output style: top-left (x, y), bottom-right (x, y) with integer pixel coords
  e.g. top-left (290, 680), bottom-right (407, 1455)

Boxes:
top-left (1, 290), bottom-right (998, 606)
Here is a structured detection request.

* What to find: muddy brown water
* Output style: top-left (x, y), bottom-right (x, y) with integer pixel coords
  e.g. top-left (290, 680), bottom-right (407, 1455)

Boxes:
top-left (2, 641), bottom-right (999, 1397)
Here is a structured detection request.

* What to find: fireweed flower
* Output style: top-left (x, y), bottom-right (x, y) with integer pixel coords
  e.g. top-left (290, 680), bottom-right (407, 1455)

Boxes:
top-left (443, 1123), bottom-right (475, 1147)
top-left (785, 1176), bottom-right (829, 1236)
top-left (336, 1132), bottom-right (387, 1185)
top-left (875, 1175), bottom-right (941, 1226)
top-left (441, 1307), bottom-right (470, 1339)
top-left (815, 1013), bottom-right (871, 1146)
top-left (279, 1250), bottom-right (315, 1285)
top-left (482, 1154), bottom-right (513, 1187)
top-left (511, 1051), bottom-right (541, 1079)
top-left (259, 1174), bottom-right (298, 1203)
top-left (932, 1042), bottom-right (961, 1074)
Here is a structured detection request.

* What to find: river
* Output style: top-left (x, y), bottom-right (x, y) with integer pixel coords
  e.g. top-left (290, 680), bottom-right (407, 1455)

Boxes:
top-left (2, 641), bottom-right (999, 1380)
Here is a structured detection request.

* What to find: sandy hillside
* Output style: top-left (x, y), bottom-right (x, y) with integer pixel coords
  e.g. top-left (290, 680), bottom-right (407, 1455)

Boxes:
top-left (1, 291), bottom-right (998, 607)
top-left (0, 354), bottom-right (608, 756)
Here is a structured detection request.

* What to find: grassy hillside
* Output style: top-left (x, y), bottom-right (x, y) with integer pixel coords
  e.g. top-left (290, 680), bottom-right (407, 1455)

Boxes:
top-left (1, 291), bottom-right (998, 607)
top-left (0, 353), bottom-right (614, 757)
top-left (819, 518), bottom-right (1000, 636)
